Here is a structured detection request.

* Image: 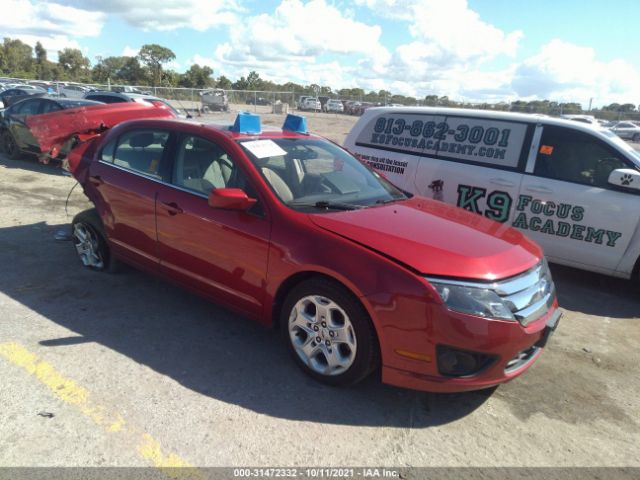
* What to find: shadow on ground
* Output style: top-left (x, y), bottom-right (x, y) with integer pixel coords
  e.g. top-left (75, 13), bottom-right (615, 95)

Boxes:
top-left (1, 221), bottom-right (638, 427)
top-left (550, 263), bottom-right (640, 319)
top-left (0, 221), bottom-right (493, 428)
top-left (0, 153), bottom-right (66, 177)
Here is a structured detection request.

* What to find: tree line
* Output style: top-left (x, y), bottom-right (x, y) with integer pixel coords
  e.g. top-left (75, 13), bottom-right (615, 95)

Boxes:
top-left (0, 36), bottom-right (637, 116)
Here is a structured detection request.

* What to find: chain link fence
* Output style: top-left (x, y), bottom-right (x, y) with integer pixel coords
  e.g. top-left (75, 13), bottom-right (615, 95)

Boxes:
top-left (3, 76), bottom-right (640, 122)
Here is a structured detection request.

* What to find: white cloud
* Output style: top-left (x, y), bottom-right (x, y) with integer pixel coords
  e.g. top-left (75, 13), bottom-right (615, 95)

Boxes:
top-left (215, 0), bottom-right (385, 64)
top-left (512, 40), bottom-right (640, 106)
top-left (356, 0), bottom-right (522, 62)
top-left (0, 0), bottom-right (104, 38)
top-left (60, 0), bottom-right (241, 31)
top-left (122, 46), bottom-right (139, 57)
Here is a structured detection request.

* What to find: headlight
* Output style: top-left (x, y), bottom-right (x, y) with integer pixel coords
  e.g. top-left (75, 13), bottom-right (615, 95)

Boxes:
top-left (429, 280), bottom-right (515, 321)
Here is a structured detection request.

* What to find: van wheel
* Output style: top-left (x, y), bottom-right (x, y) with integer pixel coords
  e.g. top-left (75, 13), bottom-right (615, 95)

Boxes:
top-left (281, 278), bottom-right (379, 386)
top-left (71, 209), bottom-right (117, 272)
top-left (633, 133), bottom-right (640, 142)
top-left (2, 131), bottom-right (21, 159)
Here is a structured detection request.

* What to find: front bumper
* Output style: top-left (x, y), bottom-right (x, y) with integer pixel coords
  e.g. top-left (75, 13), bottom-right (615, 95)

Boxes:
top-left (367, 290), bottom-right (561, 393)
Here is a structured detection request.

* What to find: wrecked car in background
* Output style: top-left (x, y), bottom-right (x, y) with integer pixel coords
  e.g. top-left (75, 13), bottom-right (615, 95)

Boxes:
top-left (200, 88), bottom-right (229, 112)
top-left (1, 100), bottom-right (176, 161)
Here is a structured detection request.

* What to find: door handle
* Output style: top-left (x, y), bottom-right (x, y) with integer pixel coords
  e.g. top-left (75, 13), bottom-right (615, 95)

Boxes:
top-left (160, 201), bottom-right (183, 215)
top-left (489, 178), bottom-right (516, 188)
top-left (525, 185), bottom-right (553, 194)
top-left (89, 175), bottom-right (103, 185)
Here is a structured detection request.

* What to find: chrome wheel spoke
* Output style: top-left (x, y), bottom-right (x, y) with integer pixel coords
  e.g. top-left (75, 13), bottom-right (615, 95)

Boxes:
top-left (73, 223), bottom-right (104, 269)
top-left (288, 294), bottom-right (357, 376)
top-left (299, 337), bottom-right (321, 361)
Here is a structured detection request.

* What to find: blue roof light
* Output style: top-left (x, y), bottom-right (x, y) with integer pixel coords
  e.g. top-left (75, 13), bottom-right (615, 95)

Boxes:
top-left (282, 114), bottom-right (308, 135)
top-left (230, 112), bottom-right (261, 134)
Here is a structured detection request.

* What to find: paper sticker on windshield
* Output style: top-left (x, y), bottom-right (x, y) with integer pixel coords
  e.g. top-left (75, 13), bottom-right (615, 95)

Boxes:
top-left (539, 145), bottom-right (554, 155)
top-left (242, 140), bottom-right (287, 159)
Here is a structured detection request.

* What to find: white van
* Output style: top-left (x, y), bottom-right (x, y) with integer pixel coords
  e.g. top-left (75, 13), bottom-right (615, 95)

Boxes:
top-left (344, 107), bottom-right (640, 279)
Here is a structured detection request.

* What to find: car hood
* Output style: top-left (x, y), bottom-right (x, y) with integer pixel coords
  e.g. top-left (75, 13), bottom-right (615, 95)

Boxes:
top-left (308, 197), bottom-right (541, 281)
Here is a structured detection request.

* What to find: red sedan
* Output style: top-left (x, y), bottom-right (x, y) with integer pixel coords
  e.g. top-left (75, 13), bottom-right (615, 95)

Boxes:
top-left (64, 113), bottom-right (560, 392)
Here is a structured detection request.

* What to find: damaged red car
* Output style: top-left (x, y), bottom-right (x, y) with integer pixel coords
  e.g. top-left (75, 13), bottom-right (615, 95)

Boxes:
top-left (55, 112), bottom-right (559, 392)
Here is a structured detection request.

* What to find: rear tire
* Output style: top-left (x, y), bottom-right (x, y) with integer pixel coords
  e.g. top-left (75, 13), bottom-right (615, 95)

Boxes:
top-left (2, 130), bottom-right (21, 159)
top-left (71, 209), bottom-right (118, 272)
top-left (280, 278), bottom-right (380, 387)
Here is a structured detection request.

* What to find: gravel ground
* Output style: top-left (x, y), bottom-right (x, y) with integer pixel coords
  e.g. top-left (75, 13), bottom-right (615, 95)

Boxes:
top-left (0, 108), bottom-right (638, 473)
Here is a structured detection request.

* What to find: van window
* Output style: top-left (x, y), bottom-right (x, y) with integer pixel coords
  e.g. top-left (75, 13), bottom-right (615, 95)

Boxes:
top-left (534, 126), bottom-right (629, 189)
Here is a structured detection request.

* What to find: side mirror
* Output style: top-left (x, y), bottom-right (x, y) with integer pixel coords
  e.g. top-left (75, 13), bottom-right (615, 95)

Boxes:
top-left (208, 188), bottom-right (258, 211)
top-left (608, 168), bottom-right (640, 191)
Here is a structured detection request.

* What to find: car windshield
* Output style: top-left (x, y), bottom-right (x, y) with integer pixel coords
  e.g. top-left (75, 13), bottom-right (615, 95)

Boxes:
top-left (238, 137), bottom-right (408, 211)
top-left (601, 129), bottom-right (640, 165)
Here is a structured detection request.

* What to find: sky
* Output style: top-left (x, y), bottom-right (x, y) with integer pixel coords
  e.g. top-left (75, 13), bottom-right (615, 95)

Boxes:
top-left (2, 0), bottom-right (639, 107)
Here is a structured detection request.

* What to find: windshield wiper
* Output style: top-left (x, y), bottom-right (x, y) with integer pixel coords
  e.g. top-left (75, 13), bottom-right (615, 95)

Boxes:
top-left (375, 196), bottom-right (406, 205)
top-left (290, 201), bottom-right (362, 211)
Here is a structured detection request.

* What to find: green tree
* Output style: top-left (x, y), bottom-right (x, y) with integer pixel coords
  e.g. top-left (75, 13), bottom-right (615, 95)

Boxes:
top-left (34, 41), bottom-right (50, 79)
top-left (137, 44), bottom-right (176, 87)
top-left (1, 38), bottom-right (34, 77)
top-left (246, 71), bottom-right (263, 90)
top-left (58, 48), bottom-right (90, 80)
top-left (179, 64), bottom-right (214, 88)
top-left (216, 75), bottom-right (232, 90)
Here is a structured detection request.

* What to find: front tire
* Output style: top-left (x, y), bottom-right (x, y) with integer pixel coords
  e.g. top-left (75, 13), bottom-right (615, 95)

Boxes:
top-left (281, 278), bottom-right (379, 386)
top-left (71, 209), bottom-right (117, 272)
top-left (633, 133), bottom-right (639, 142)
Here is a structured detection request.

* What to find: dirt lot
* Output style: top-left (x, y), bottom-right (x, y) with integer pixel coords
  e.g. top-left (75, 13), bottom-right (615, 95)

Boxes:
top-left (0, 107), bottom-right (639, 473)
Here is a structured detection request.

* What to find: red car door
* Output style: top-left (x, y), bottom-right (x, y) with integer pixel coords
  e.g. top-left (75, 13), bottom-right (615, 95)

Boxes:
top-left (155, 132), bottom-right (271, 318)
top-left (89, 128), bottom-right (171, 271)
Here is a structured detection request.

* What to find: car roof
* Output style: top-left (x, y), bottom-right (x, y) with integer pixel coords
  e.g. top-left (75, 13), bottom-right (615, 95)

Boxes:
top-left (56, 98), bottom-right (103, 107)
top-left (115, 118), bottom-right (320, 142)
top-left (86, 91), bottom-right (161, 101)
top-left (362, 106), bottom-right (612, 135)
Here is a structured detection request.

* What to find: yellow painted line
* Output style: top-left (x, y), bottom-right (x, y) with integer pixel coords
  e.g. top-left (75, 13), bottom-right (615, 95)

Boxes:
top-left (0, 341), bottom-right (202, 479)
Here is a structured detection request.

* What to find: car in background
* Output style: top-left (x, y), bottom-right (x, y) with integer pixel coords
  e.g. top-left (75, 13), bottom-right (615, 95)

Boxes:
top-left (299, 97), bottom-right (321, 111)
top-left (52, 112), bottom-right (558, 393)
top-left (325, 99), bottom-right (344, 113)
top-left (297, 95), bottom-right (312, 109)
top-left (60, 84), bottom-right (95, 98)
top-left (0, 87), bottom-right (46, 109)
top-left (200, 88), bottom-right (229, 112)
top-left (0, 97), bottom-right (101, 159)
top-left (246, 96), bottom-right (272, 106)
top-left (83, 91), bottom-right (187, 118)
top-left (609, 121), bottom-right (640, 142)
top-left (112, 85), bottom-right (152, 95)
top-left (561, 114), bottom-right (597, 125)
top-left (344, 101), bottom-right (362, 115)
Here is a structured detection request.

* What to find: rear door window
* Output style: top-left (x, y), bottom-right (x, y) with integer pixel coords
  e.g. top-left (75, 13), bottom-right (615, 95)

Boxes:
top-left (112, 129), bottom-right (170, 179)
top-left (15, 99), bottom-right (41, 116)
top-left (40, 100), bottom-right (62, 114)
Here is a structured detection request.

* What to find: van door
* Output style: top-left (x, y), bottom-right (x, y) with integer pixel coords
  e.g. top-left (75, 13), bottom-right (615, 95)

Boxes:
top-left (518, 125), bottom-right (640, 274)
top-left (347, 111), bottom-right (450, 192)
top-left (412, 114), bottom-right (533, 224)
